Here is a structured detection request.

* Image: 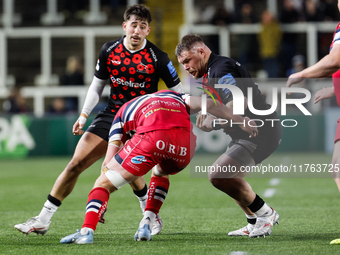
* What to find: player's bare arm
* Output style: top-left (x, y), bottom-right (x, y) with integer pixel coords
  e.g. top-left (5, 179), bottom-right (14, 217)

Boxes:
top-left (314, 86), bottom-right (336, 104)
top-left (287, 44), bottom-right (340, 88)
top-left (72, 113), bottom-right (88, 135)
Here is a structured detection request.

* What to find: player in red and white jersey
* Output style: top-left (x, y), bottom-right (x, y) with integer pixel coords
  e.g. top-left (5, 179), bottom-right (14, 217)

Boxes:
top-left (286, 0), bottom-right (340, 245)
top-left (15, 4), bottom-right (182, 237)
top-left (59, 90), bottom-right (258, 243)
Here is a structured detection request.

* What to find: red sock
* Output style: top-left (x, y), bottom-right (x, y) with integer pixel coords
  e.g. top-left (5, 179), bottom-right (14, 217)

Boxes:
top-left (145, 176), bottom-right (169, 214)
top-left (82, 187), bottom-right (110, 231)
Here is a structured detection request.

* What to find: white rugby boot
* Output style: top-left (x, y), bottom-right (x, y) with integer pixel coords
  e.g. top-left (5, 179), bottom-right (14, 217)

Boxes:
top-left (249, 208), bottom-right (279, 238)
top-left (14, 216), bottom-right (50, 235)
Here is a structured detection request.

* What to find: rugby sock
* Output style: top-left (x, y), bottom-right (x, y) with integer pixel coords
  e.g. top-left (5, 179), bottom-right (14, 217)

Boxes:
top-left (247, 194), bottom-right (273, 216)
top-left (38, 194), bottom-right (61, 224)
top-left (139, 210), bottom-right (157, 228)
top-left (145, 176), bottom-right (169, 215)
top-left (133, 184), bottom-right (148, 213)
top-left (82, 187), bottom-right (110, 231)
top-left (246, 214), bottom-right (257, 225)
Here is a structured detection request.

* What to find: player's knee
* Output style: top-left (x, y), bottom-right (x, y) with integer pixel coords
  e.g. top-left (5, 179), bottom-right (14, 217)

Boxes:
top-left (209, 171), bottom-right (226, 187)
top-left (66, 157), bottom-right (86, 175)
top-left (102, 166), bottom-right (130, 189)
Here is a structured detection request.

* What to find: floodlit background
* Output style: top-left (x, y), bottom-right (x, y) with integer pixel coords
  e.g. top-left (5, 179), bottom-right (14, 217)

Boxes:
top-left (1, 2), bottom-right (340, 254)
top-left (0, 0), bottom-right (339, 157)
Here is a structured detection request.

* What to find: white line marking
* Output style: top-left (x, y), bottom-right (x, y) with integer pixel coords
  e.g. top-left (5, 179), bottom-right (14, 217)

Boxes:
top-left (269, 178), bottom-right (280, 186)
top-left (263, 188), bottom-right (276, 198)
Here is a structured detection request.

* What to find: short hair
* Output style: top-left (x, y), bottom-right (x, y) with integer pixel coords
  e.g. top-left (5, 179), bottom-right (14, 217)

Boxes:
top-left (124, 4), bottom-right (152, 24)
top-left (175, 34), bottom-right (204, 56)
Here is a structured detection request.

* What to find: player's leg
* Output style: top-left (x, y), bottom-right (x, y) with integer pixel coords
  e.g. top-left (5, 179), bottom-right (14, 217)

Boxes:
top-left (60, 158), bottom-right (139, 244)
top-left (136, 165), bottom-right (169, 240)
top-left (15, 132), bottom-right (107, 235)
top-left (331, 124), bottom-right (340, 192)
top-left (130, 176), bottom-right (148, 213)
top-left (228, 199), bottom-right (257, 236)
top-left (209, 141), bottom-right (279, 238)
top-left (135, 128), bottom-right (195, 241)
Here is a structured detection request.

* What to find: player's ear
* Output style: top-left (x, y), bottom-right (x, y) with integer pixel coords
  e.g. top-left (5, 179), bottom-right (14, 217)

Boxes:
top-left (197, 47), bottom-right (205, 57)
top-left (146, 25), bottom-right (151, 35)
top-left (122, 21), bottom-right (127, 31)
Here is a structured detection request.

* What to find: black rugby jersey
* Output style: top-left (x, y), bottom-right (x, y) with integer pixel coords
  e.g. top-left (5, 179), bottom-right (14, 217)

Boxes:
top-left (202, 53), bottom-right (282, 144)
top-left (95, 36), bottom-right (180, 113)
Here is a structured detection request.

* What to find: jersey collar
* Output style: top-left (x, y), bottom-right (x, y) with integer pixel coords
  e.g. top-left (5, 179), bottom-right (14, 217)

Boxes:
top-left (123, 36), bottom-right (147, 53)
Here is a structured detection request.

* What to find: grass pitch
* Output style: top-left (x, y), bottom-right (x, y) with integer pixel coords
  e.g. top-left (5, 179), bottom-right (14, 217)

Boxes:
top-left (1, 152), bottom-right (340, 255)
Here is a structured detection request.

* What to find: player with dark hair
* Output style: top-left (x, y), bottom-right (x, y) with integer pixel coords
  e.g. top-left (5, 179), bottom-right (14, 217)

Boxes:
top-left (176, 34), bottom-right (282, 238)
top-left (15, 4), bottom-right (183, 236)
top-left (59, 90), bottom-right (258, 244)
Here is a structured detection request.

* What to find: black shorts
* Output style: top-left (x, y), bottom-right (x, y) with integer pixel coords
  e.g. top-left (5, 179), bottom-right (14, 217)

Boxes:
top-left (227, 138), bottom-right (280, 165)
top-left (86, 110), bottom-right (116, 141)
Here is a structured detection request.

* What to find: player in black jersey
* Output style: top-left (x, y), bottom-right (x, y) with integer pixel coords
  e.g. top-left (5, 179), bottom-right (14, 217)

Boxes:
top-left (176, 34), bottom-right (282, 238)
top-left (15, 4), bottom-right (182, 236)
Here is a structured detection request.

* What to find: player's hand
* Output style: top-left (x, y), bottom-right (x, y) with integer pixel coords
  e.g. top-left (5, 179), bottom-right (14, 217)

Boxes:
top-left (72, 114), bottom-right (87, 135)
top-left (196, 112), bottom-right (214, 132)
top-left (286, 72), bottom-right (304, 95)
top-left (314, 86), bottom-right (335, 104)
top-left (239, 117), bottom-right (258, 138)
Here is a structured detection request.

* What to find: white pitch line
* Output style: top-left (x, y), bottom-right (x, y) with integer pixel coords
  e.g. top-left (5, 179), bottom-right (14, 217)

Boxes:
top-left (263, 188), bottom-right (276, 198)
top-left (269, 178), bottom-right (281, 186)
top-left (263, 178), bottom-right (281, 198)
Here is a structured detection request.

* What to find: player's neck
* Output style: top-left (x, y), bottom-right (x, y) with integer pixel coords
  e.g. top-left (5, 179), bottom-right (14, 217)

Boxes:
top-left (123, 37), bottom-right (147, 53)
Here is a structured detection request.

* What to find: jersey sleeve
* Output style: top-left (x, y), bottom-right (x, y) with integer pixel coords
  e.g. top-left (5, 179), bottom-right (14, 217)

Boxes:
top-left (333, 23), bottom-right (340, 46)
top-left (158, 53), bottom-right (181, 89)
top-left (94, 43), bottom-right (110, 80)
top-left (108, 108), bottom-right (125, 144)
top-left (215, 61), bottom-right (249, 105)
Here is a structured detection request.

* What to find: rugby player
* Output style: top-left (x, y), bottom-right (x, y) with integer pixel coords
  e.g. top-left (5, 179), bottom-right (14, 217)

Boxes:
top-left (15, 4), bottom-right (183, 236)
top-left (59, 90), bottom-right (258, 243)
top-left (286, 0), bottom-right (340, 245)
top-left (176, 34), bottom-right (282, 238)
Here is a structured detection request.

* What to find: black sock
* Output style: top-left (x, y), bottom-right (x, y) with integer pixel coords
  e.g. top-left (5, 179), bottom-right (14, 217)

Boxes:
top-left (48, 194), bottom-right (62, 207)
top-left (247, 194), bottom-right (264, 213)
top-left (247, 217), bottom-right (257, 225)
top-left (133, 184), bottom-right (148, 198)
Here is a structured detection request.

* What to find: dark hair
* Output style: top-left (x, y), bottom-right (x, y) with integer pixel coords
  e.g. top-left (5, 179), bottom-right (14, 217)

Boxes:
top-left (175, 34), bottom-right (204, 56)
top-left (124, 4), bottom-right (152, 24)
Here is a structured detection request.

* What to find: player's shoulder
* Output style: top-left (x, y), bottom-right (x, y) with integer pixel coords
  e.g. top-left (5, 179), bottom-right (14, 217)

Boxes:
top-left (209, 54), bottom-right (238, 76)
top-left (101, 38), bottom-right (123, 52)
top-left (146, 40), bottom-right (168, 58)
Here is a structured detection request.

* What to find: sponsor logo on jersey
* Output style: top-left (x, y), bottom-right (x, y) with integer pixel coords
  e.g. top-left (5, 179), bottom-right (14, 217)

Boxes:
top-left (112, 60), bottom-right (121, 65)
top-left (149, 48), bottom-right (157, 62)
top-left (110, 76), bottom-right (145, 88)
top-left (145, 110), bottom-right (153, 118)
top-left (167, 61), bottom-right (177, 78)
top-left (96, 59), bottom-right (100, 71)
top-left (131, 155), bottom-right (147, 164)
top-left (106, 41), bottom-right (120, 52)
top-left (141, 100), bottom-right (181, 113)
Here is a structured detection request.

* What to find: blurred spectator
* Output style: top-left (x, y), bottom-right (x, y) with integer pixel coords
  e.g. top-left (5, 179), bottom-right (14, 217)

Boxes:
top-left (257, 10), bottom-right (282, 78)
top-left (320, 0), bottom-right (340, 21)
top-left (60, 56), bottom-right (84, 112)
top-left (235, 3), bottom-right (259, 73)
top-left (211, 6), bottom-right (234, 26)
top-left (303, 0), bottom-right (324, 21)
top-left (48, 98), bottom-right (68, 115)
top-left (62, 0), bottom-right (87, 21)
top-left (2, 87), bottom-right (29, 114)
top-left (286, 54), bottom-right (306, 77)
top-left (208, 5), bottom-right (234, 54)
top-left (279, 0), bottom-right (301, 76)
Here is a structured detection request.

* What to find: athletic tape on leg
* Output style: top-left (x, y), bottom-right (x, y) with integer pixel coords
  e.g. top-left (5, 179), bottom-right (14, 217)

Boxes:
top-left (153, 166), bottom-right (162, 176)
top-left (104, 167), bottom-right (130, 189)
